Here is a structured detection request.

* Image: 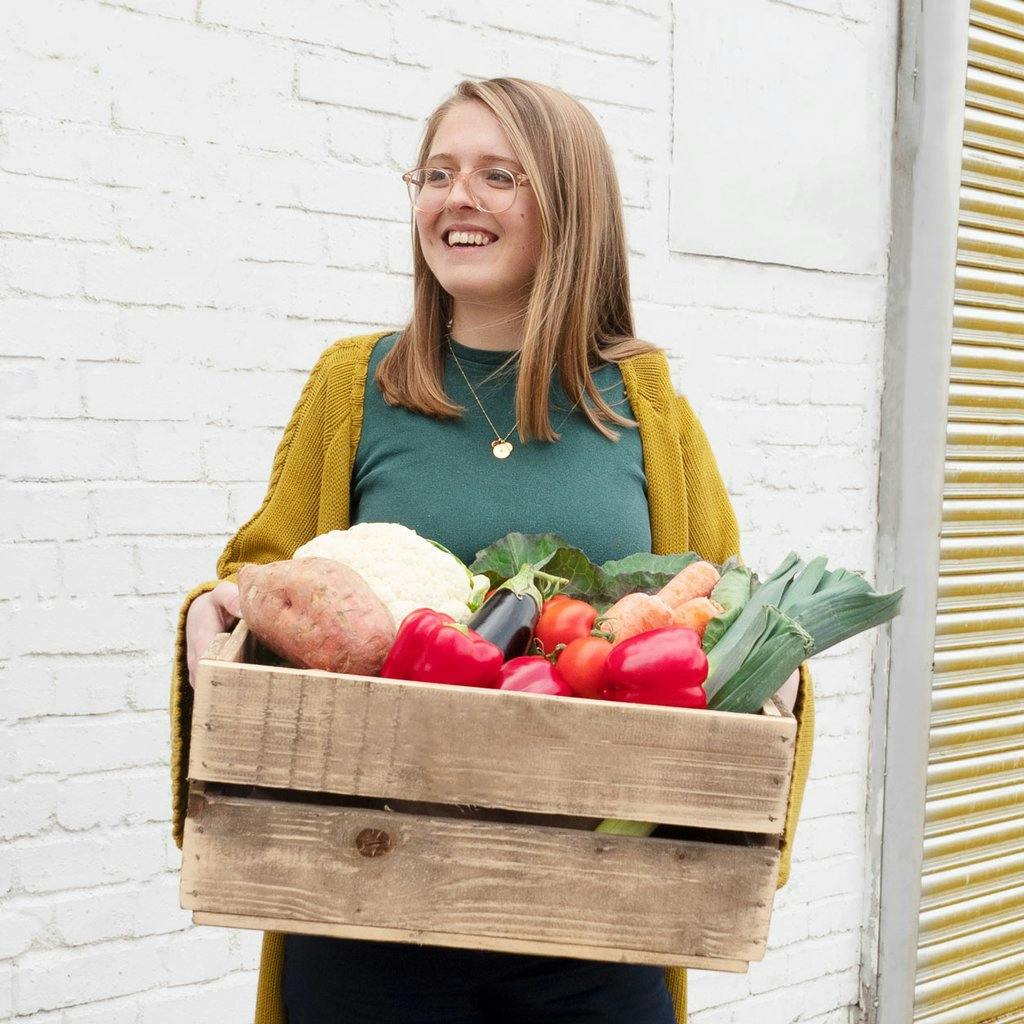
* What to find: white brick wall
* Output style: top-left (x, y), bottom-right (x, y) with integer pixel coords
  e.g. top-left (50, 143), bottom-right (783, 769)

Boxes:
top-left (0, 0), bottom-right (894, 1020)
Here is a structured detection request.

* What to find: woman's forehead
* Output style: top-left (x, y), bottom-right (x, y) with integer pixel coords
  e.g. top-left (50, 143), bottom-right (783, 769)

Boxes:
top-left (427, 150), bottom-right (523, 168)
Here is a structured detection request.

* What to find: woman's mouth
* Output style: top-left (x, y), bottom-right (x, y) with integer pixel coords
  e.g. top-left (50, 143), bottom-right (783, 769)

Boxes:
top-left (443, 229), bottom-right (500, 252)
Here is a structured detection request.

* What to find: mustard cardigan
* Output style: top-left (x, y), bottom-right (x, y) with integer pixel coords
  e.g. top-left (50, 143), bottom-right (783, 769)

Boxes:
top-left (169, 330), bottom-right (814, 1024)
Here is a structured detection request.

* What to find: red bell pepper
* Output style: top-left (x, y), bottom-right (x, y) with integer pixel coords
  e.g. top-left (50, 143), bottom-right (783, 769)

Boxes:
top-left (496, 656), bottom-right (575, 696)
top-left (600, 626), bottom-right (708, 709)
top-left (378, 608), bottom-right (504, 688)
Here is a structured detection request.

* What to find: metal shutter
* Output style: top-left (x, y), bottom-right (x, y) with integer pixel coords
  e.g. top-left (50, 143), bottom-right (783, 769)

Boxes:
top-left (913, 2), bottom-right (1024, 1021)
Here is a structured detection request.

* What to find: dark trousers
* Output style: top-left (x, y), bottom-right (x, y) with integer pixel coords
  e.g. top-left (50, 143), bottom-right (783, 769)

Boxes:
top-left (283, 933), bottom-right (678, 1024)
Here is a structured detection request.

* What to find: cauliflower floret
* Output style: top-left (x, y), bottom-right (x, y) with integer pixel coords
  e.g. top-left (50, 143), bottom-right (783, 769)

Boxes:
top-left (293, 522), bottom-right (488, 627)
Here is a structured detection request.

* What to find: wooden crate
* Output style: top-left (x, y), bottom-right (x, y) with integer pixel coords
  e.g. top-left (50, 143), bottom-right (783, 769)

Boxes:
top-left (180, 620), bottom-right (796, 973)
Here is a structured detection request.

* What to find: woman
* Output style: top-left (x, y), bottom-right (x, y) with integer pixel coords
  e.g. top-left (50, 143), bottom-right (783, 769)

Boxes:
top-left (176, 76), bottom-right (810, 1023)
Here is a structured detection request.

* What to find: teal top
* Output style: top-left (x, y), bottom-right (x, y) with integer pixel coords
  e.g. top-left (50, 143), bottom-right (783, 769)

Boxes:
top-left (351, 331), bottom-right (652, 566)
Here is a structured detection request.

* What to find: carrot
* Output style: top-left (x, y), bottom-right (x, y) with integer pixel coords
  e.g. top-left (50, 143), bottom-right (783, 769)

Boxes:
top-left (657, 560), bottom-right (721, 611)
top-left (600, 592), bottom-right (674, 646)
top-left (670, 597), bottom-right (725, 640)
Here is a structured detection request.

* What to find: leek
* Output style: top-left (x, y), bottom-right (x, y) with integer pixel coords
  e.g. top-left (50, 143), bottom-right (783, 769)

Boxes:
top-left (702, 564), bottom-right (753, 652)
top-left (702, 553), bottom-right (803, 701)
top-left (707, 613), bottom-right (813, 712)
top-left (705, 552), bottom-right (903, 713)
top-left (593, 818), bottom-right (656, 836)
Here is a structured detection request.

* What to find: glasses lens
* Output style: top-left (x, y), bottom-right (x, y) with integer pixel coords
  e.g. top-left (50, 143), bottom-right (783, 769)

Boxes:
top-left (470, 168), bottom-right (517, 213)
top-left (407, 167), bottom-right (518, 214)
top-left (407, 168), bottom-right (450, 213)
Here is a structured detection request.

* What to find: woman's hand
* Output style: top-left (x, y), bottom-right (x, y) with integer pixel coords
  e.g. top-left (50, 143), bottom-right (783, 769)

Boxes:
top-left (774, 666), bottom-right (800, 713)
top-left (185, 581), bottom-right (242, 689)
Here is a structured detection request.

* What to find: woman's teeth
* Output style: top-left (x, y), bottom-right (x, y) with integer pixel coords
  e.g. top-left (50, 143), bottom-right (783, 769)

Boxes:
top-left (446, 231), bottom-right (497, 247)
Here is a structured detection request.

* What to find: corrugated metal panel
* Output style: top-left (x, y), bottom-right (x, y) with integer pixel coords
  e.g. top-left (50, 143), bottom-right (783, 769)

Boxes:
top-left (914, 3), bottom-right (1024, 1022)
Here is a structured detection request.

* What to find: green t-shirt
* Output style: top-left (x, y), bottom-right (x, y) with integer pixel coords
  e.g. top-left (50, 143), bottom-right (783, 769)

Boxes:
top-left (351, 331), bottom-right (652, 567)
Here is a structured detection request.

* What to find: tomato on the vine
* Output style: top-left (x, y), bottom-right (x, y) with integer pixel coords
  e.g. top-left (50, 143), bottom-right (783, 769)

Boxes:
top-left (555, 635), bottom-right (613, 699)
top-left (534, 597), bottom-right (598, 655)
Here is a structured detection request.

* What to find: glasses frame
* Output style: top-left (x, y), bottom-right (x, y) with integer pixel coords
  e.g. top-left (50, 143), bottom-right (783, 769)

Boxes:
top-left (402, 166), bottom-right (531, 215)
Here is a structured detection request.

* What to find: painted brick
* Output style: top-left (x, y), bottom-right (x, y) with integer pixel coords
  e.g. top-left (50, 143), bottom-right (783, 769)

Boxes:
top-left (1, 359), bottom-right (82, 419)
top-left (132, 873), bottom-right (193, 937)
top-left (15, 938), bottom-right (166, 1014)
top-left (200, 0), bottom-right (392, 54)
top-left (1, 236), bottom-right (82, 297)
top-left (0, 483), bottom-right (92, 541)
top-left (135, 972), bottom-right (257, 1024)
top-left (0, 542), bottom-right (61, 600)
top-left (0, 297), bottom-right (121, 361)
top-left (1, 421), bottom-right (135, 482)
top-left (0, 777), bottom-right (60, 840)
top-left (49, 886), bottom-right (137, 946)
top-left (0, 964), bottom-right (11, 1022)
top-left (88, 483), bottom-right (230, 536)
top-left (63, 998), bottom-right (141, 1024)
top-left (15, 825), bottom-right (167, 895)
top-left (11, 713), bottom-right (169, 778)
top-left (5, 599), bottom-right (169, 660)
top-left (0, 908), bottom-right (41, 958)
top-left (56, 772), bottom-right (133, 831)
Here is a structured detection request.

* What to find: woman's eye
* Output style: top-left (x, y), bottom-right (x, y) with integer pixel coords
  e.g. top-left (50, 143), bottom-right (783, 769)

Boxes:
top-left (486, 170), bottom-right (514, 187)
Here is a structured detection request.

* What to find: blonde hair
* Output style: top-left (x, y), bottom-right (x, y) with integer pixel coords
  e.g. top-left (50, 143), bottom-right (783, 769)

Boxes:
top-left (376, 76), bottom-right (663, 442)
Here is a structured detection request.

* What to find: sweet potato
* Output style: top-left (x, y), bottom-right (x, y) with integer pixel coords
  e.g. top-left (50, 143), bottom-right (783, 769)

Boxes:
top-left (238, 557), bottom-right (396, 675)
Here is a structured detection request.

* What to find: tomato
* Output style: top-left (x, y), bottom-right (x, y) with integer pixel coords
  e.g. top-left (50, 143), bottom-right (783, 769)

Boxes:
top-left (555, 635), bottom-right (613, 699)
top-left (534, 597), bottom-right (598, 655)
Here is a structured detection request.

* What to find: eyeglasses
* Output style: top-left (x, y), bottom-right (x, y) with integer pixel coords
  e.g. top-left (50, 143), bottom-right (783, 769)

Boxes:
top-left (402, 166), bottom-right (530, 215)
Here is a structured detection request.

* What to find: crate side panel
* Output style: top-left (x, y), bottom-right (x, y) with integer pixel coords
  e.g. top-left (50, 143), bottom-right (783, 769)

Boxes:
top-left (188, 662), bottom-right (795, 833)
top-left (180, 789), bottom-right (779, 964)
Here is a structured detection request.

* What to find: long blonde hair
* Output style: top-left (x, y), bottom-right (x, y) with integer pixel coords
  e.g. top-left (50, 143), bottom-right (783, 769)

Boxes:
top-left (376, 76), bottom-right (663, 443)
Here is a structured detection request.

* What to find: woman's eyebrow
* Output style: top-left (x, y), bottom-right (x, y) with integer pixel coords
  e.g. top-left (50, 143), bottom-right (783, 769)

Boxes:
top-left (427, 152), bottom-right (523, 168)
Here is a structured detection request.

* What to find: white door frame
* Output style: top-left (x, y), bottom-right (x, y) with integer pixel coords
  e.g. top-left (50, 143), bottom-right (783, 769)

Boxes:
top-left (862, 2), bottom-right (971, 1021)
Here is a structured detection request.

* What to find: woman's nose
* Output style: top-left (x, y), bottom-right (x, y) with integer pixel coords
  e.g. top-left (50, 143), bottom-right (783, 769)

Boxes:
top-left (446, 173), bottom-right (478, 210)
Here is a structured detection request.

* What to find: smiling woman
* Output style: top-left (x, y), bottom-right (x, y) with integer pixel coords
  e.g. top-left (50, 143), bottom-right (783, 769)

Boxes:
top-left (176, 74), bottom-right (811, 1024)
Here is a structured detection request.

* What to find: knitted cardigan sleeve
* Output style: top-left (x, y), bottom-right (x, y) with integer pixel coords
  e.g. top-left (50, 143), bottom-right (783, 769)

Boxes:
top-left (674, 392), bottom-right (742, 569)
top-left (168, 344), bottom-right (338, 850)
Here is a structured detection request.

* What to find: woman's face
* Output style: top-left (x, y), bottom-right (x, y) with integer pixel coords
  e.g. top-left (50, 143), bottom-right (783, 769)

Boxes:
top-left (414, 101), bottom-right (542, 312)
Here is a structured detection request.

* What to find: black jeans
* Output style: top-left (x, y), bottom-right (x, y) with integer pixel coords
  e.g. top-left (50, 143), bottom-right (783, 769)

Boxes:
top-left (283, 933), bottom-right (677, 1024)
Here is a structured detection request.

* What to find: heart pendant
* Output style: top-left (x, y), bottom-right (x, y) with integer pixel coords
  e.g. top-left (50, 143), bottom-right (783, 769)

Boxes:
top-left (492, 440), bottom-right (513, 459)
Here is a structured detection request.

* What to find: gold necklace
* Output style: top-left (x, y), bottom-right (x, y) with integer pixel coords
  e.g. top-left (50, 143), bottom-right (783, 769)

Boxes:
top-left (445, 321), bottom-right (582, 458)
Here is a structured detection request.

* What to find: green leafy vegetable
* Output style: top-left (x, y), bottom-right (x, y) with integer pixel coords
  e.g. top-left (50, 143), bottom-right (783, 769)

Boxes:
top-left (470, 532), bottom-right (701, 612)
top-left (702, 564), bottom-right (753, 652)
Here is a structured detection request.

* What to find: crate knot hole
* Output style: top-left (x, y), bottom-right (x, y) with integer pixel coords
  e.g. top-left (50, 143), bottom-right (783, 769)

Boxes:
top-left (355, 827), bottom-right (393, 858)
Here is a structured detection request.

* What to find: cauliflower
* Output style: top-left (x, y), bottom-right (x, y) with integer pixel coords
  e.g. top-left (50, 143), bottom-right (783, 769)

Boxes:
top-left (293, 522), bottom-right (490, 627)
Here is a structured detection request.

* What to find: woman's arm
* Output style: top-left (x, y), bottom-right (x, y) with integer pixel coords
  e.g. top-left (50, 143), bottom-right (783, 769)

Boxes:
top-left (170, 341), bottom-right (343, 850)
top-left (674, 392), bottom-right (741, 567)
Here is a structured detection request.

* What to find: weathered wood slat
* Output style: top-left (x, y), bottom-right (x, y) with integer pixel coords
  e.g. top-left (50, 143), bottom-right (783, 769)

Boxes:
top-left (180, 786), bottom-right (779, 969)
top-left (189, 912), bottom-right (749, 973)
top-left (190, 624), bottom-right (796, 834)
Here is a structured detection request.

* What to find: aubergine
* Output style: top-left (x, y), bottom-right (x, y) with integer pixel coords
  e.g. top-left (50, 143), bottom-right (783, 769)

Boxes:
top-left (467, 564), bottom-right (559, 659)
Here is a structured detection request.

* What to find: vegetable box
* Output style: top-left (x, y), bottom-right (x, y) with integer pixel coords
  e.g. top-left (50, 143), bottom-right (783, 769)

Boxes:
top-left (179, 619), bottom-right (797, 973)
